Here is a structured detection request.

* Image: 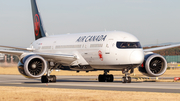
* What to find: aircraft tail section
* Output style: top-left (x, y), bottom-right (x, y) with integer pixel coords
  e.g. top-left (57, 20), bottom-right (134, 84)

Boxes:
top-left (31, 0), bottom-right (47, 40)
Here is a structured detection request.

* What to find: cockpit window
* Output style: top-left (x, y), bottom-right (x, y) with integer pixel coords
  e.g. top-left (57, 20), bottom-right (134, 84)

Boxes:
top-left (116, 42), bottom-right (142, 49)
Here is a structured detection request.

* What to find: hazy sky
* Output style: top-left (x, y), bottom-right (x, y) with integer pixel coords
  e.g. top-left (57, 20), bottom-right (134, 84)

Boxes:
top-left (0, 0), bottom-right (180, 47)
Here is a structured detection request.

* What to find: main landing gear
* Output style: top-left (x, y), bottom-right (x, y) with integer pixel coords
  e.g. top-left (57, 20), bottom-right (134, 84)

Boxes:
top-left (41, 75), bottom-right (56, 83)
top-left (98, 70), bottom-right (114, 82)
top-left (41, 67), bottom-right (57, 83)
top-left (41, 62), bottom-right (60, 83)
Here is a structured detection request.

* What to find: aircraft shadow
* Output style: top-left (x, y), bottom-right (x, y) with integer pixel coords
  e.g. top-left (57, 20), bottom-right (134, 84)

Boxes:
top-left (22, 79), bottom-right (144, 84)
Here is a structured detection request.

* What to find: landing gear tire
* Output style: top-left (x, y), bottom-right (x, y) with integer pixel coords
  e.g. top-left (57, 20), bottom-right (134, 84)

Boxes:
top-left (98, 75), bottom-right (105, 82)
top-left (122, 76), bottom-right (131, 83)
top-left (106, 75), bottom-right (114, 82)
top-left (127, 76), bottom-right (131, 83)
top-left (41, 75), bottom-right (56, 83)
top-left (53, 75), bottom-right (56, 82)
top-left (41, 76), bottom-right (48, 83)
top-left (122, 77), bottom-right (126, 83)
top-left (49, 75), bottom-right (56, 83)
top-left (52, 75), bottom-right (56, 83)
top-left (98, 75), bottom-right (114, 82)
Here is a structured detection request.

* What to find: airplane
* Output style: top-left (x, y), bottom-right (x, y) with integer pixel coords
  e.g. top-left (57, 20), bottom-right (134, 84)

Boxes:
top-left (0, 0), bottom-right (180, 83)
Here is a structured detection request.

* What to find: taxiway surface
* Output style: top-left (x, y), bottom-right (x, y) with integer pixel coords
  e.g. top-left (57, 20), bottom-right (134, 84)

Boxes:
top-left (0, 75), bottom-right (179, 93)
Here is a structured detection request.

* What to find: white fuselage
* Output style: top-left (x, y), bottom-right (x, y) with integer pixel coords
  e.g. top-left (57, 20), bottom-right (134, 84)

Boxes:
top-left (30, 31), bottom-right (144, 70)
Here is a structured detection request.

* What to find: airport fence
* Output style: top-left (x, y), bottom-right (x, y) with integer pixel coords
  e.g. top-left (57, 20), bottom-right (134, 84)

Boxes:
top-left (164, 55), bottom-right (180, 63)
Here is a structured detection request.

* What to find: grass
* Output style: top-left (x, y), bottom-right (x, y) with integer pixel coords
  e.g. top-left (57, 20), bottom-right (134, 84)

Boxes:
top-left (0, 86), bottom-right (180, 101)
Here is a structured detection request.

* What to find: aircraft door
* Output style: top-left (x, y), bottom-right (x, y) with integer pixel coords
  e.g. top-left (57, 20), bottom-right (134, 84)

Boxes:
top-left (105, 39), bottom-right (113, 54)
top-left (53, 41), bottom-right (57, 50)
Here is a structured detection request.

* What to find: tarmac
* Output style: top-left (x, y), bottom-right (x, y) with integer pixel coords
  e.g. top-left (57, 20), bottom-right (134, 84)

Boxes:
top-left (0, 75), bottom-right (180, 93)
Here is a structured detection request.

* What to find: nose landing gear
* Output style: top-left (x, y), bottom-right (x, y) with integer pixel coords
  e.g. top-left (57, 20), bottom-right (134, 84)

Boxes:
top-left (122, 74), bottom-right (131, 83)
top-left (122, 68), bottom-right (134, 83)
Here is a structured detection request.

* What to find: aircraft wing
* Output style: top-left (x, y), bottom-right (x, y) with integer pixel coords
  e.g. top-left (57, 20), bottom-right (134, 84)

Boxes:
top-left (0, 45), bottom-right (34, 51)
top-left (0, 49), bottom-right (25, 57)
top-left (144, 43), bottom-right (180, 52)
top-left (0, 45), bottom-right (77, 65)
top-left (0, 45), bottom-right (34, 57)
top-left (35, 52), bottom-right (77, 65)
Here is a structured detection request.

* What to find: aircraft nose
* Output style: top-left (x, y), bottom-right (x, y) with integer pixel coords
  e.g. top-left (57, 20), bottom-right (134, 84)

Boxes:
top-left (130, 50), bottom-right (144, 64)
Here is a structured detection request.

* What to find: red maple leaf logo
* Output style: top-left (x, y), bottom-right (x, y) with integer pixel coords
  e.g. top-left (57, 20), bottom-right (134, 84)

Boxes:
top-left (98, 50), bottom-right (103, 61)
top-left (34, 14), bottom-right (40, 36)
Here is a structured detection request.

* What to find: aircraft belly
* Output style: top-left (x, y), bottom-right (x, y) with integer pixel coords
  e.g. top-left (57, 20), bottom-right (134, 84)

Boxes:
top-left (61, 64), bottom-right (140, 71)
top-left (90, 64), bottom-right (140, 70)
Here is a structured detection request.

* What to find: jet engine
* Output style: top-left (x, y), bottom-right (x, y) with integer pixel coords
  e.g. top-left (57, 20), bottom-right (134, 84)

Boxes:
top-left (18, 55), bottom-right (47, 78)
top-left (138, 53), bottom-right (167, 77)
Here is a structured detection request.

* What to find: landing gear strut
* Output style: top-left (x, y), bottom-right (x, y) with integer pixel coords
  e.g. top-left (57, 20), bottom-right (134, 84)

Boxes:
top-left (122, 68), bottom-right (134, 83)
top-left (41, 62), bottom-right (59, 83)
top-left (98, 70), bottom-right (114, 82)
top-left (122, 74), bottom-right (131, 83)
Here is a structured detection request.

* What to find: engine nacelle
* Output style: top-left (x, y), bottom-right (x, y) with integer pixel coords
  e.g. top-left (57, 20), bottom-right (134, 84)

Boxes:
top-left (18, 55), bottom-right (47, 78)
top-left (139, 53), bottom-right (167, 77)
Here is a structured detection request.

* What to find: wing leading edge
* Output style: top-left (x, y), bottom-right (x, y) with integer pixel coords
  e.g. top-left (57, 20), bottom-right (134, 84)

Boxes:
top-left (0, 49), bottom-right (24, 57)
top-left (0, 45), bottom-right (34, 51)
top-left (36, 52), bottom-right (77, 65)
top-left (144, 43), bottom-right (180, 52)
